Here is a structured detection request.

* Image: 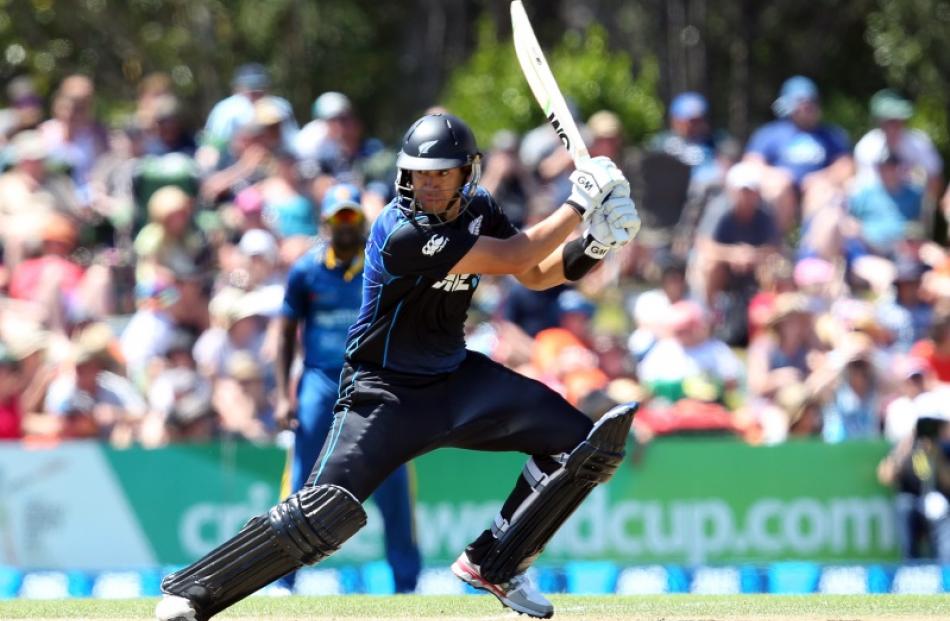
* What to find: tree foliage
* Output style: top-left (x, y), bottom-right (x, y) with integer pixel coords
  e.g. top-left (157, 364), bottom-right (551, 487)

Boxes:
top-left (866, 0), bottom-right (950, 153)
top-left (441, 17), bottom-right (663, 148)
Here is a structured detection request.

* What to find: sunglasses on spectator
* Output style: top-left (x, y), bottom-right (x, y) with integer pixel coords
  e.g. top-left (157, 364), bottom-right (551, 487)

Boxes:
top-left (326, 208), bottom-right (363, 227)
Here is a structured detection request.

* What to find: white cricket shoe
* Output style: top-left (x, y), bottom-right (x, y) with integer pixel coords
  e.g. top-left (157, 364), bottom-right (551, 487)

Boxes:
top-left (155, 594), bottom-right (198, 621)
top-left (451, 551), bottom-right (553, 618)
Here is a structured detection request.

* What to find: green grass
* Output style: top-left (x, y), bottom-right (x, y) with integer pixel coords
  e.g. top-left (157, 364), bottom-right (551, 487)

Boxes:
top-left (0, 595), bottom-right (948, 619)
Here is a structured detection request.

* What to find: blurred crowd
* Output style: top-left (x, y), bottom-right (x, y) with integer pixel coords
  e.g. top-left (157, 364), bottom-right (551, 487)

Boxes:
top-left (0, 64), bottom-right (947, 474)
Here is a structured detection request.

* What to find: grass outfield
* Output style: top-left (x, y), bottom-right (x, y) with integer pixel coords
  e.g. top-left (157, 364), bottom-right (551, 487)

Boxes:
top-left (1, 595), bottom-right (949, 620)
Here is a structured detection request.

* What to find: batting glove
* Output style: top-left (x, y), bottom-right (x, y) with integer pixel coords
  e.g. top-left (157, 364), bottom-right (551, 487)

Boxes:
top-left (584, 195), bottom-right (641, 257)
top-left (566, 156), bottom-right (630, 220)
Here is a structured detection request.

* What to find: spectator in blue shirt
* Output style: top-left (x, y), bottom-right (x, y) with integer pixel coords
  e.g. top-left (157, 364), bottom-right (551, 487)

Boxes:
top-left (847, 149), bottom-right (924, 256)
top-left (744, 76), bottom-right (852, 232)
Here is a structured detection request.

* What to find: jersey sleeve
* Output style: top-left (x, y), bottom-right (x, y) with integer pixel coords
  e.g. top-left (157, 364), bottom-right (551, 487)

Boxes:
top-left (381, 219), bottom-right (477, 280)
top-left (280, 259), bottom-right (309, 319)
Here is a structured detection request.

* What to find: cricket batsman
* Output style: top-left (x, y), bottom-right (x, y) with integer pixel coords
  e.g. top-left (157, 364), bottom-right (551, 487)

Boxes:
top-left (157, 113), bottom-right (641, 620)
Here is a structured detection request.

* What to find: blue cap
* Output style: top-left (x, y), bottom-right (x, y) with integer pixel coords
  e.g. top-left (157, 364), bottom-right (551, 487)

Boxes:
top-left (773, 76), bottom-right (818, 117)
top-left (321, 183), bottom-right (363, 219)
top-left (232, 63), bottom-right (271, 91)
top-left (670, 92), bottom-right (708, 120)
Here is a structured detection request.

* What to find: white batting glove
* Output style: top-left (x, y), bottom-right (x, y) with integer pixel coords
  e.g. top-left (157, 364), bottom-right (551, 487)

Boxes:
top-left (584, 195), bottom-right (641, 257)
top-left (566, 156), bottom-right (630, 220)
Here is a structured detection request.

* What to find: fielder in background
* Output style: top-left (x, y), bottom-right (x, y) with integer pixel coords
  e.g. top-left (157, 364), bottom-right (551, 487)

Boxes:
top-left (156, 113), bottom-right (641, 621)
top-left (274, 183), bottom-right (421, 593)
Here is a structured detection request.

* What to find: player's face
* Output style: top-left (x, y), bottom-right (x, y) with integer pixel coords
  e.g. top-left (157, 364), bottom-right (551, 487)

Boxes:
top-left (411, 167), bottom-right (466, 214)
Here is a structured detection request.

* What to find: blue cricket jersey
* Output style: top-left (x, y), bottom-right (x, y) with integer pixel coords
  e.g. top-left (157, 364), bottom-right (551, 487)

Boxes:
top-left (345, 187), bottom-right (517, 375)
top-left (281, 241), bottom-right (364, 372)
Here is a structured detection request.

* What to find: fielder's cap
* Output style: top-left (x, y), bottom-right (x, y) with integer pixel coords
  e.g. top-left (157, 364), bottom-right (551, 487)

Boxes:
top-left (321, 183), bottom-right (363, 219)
top-left (870, 89), bottom-right (914, 121)
top-left (773, 76), bottom-right (818, 117)
top-left (670, 92), bottom-right (708, 120)
top-left (725, 161), bottom-right (761, 191)
top-left (12, 130), bottom-right (49, 162)
top-left (322, 191), bottom-right (361, 220)
top-left (232, 63), bottom-right (271, 91)
top-left (312, 91), bottom-right (352, 121)
top-left (587, 110), bottom-right (623, 138)
top-left (238, 228), bottom-right (279, 262)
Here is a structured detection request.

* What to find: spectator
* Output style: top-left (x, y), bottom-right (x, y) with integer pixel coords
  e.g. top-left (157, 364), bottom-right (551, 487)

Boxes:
top-left (44, 326), bottom-right (146, 445)
top-left (696, 162), bottom-right (781, 343)
top-left (164, 391), bottom-right (220, 443)
top-left (637, 300), bottom-right (743, 406)
top-left (38, 74), bottom-right (110, 200)
top-left (746, 292), bottom-right (818, 398)
top-left (0, 344), bottom-right (22, 440)
top-left (144, 95), bottom-right (197, 157)
top-left (197, 63), bottom-right (297, 171)
top-left (854, 89), bottom-right (943, 200)
top-left (305, 91), bottom-right (395, 211)
top-left (757, 381), bottom-right (823, 444)
top-left (0, 76), bottom-right (43, 140)
top-left (627, 252), bottom-right (692, 360)
top-left (910, 313), bottom-right (950, 384)
top-left (744, 76), bottom-right (852, 230)
top-left (9, 212), bottom-right (114, 327)
top-left (649, 92), bottom-right (720, 181)
top-left (0, 130), bottom-right (81, 266)
top-left (213, 350), bottom-right (273, 442)
top-left (134, 186), bottom-right (212, 283)
top-left (120, 277), bottom-right (181, 388)
top-left (847, 149), bottom-right (924, 255)
top-left (811, 332), bottom-right (885, 442)
top-left (883, 356), bottom-right (937, 444)
top-left (258, 148), bottom-right (318, 238)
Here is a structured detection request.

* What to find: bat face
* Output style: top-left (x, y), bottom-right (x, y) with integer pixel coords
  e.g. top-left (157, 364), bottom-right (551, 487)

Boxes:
top-left (547, 111), bottom-right (572, 153)
top-left (511, 0), bottom-right (589, 163)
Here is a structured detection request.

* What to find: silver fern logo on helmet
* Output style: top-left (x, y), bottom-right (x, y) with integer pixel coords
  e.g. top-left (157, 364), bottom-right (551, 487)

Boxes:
top-left (418, 140), bottom-right (438, 155)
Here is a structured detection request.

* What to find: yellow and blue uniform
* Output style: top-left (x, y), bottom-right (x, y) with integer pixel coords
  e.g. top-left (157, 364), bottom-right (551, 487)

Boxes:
top-left (281, 240), bottom-right (421, 592)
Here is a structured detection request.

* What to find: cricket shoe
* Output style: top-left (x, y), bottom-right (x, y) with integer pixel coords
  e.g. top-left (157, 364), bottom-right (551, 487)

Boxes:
top-left (155, 594), bottom-right (198, 621)
top-left (451, 551), bottom-right (553, 619)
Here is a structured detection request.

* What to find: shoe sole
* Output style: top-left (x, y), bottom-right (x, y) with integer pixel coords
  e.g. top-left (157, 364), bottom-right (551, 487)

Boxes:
top-left (451, 558), bottom-right (553, 619)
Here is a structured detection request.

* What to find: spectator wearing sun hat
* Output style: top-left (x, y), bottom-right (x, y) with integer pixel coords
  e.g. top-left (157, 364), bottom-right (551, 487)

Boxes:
top-left (853, 89), bottom-right (942, 198)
